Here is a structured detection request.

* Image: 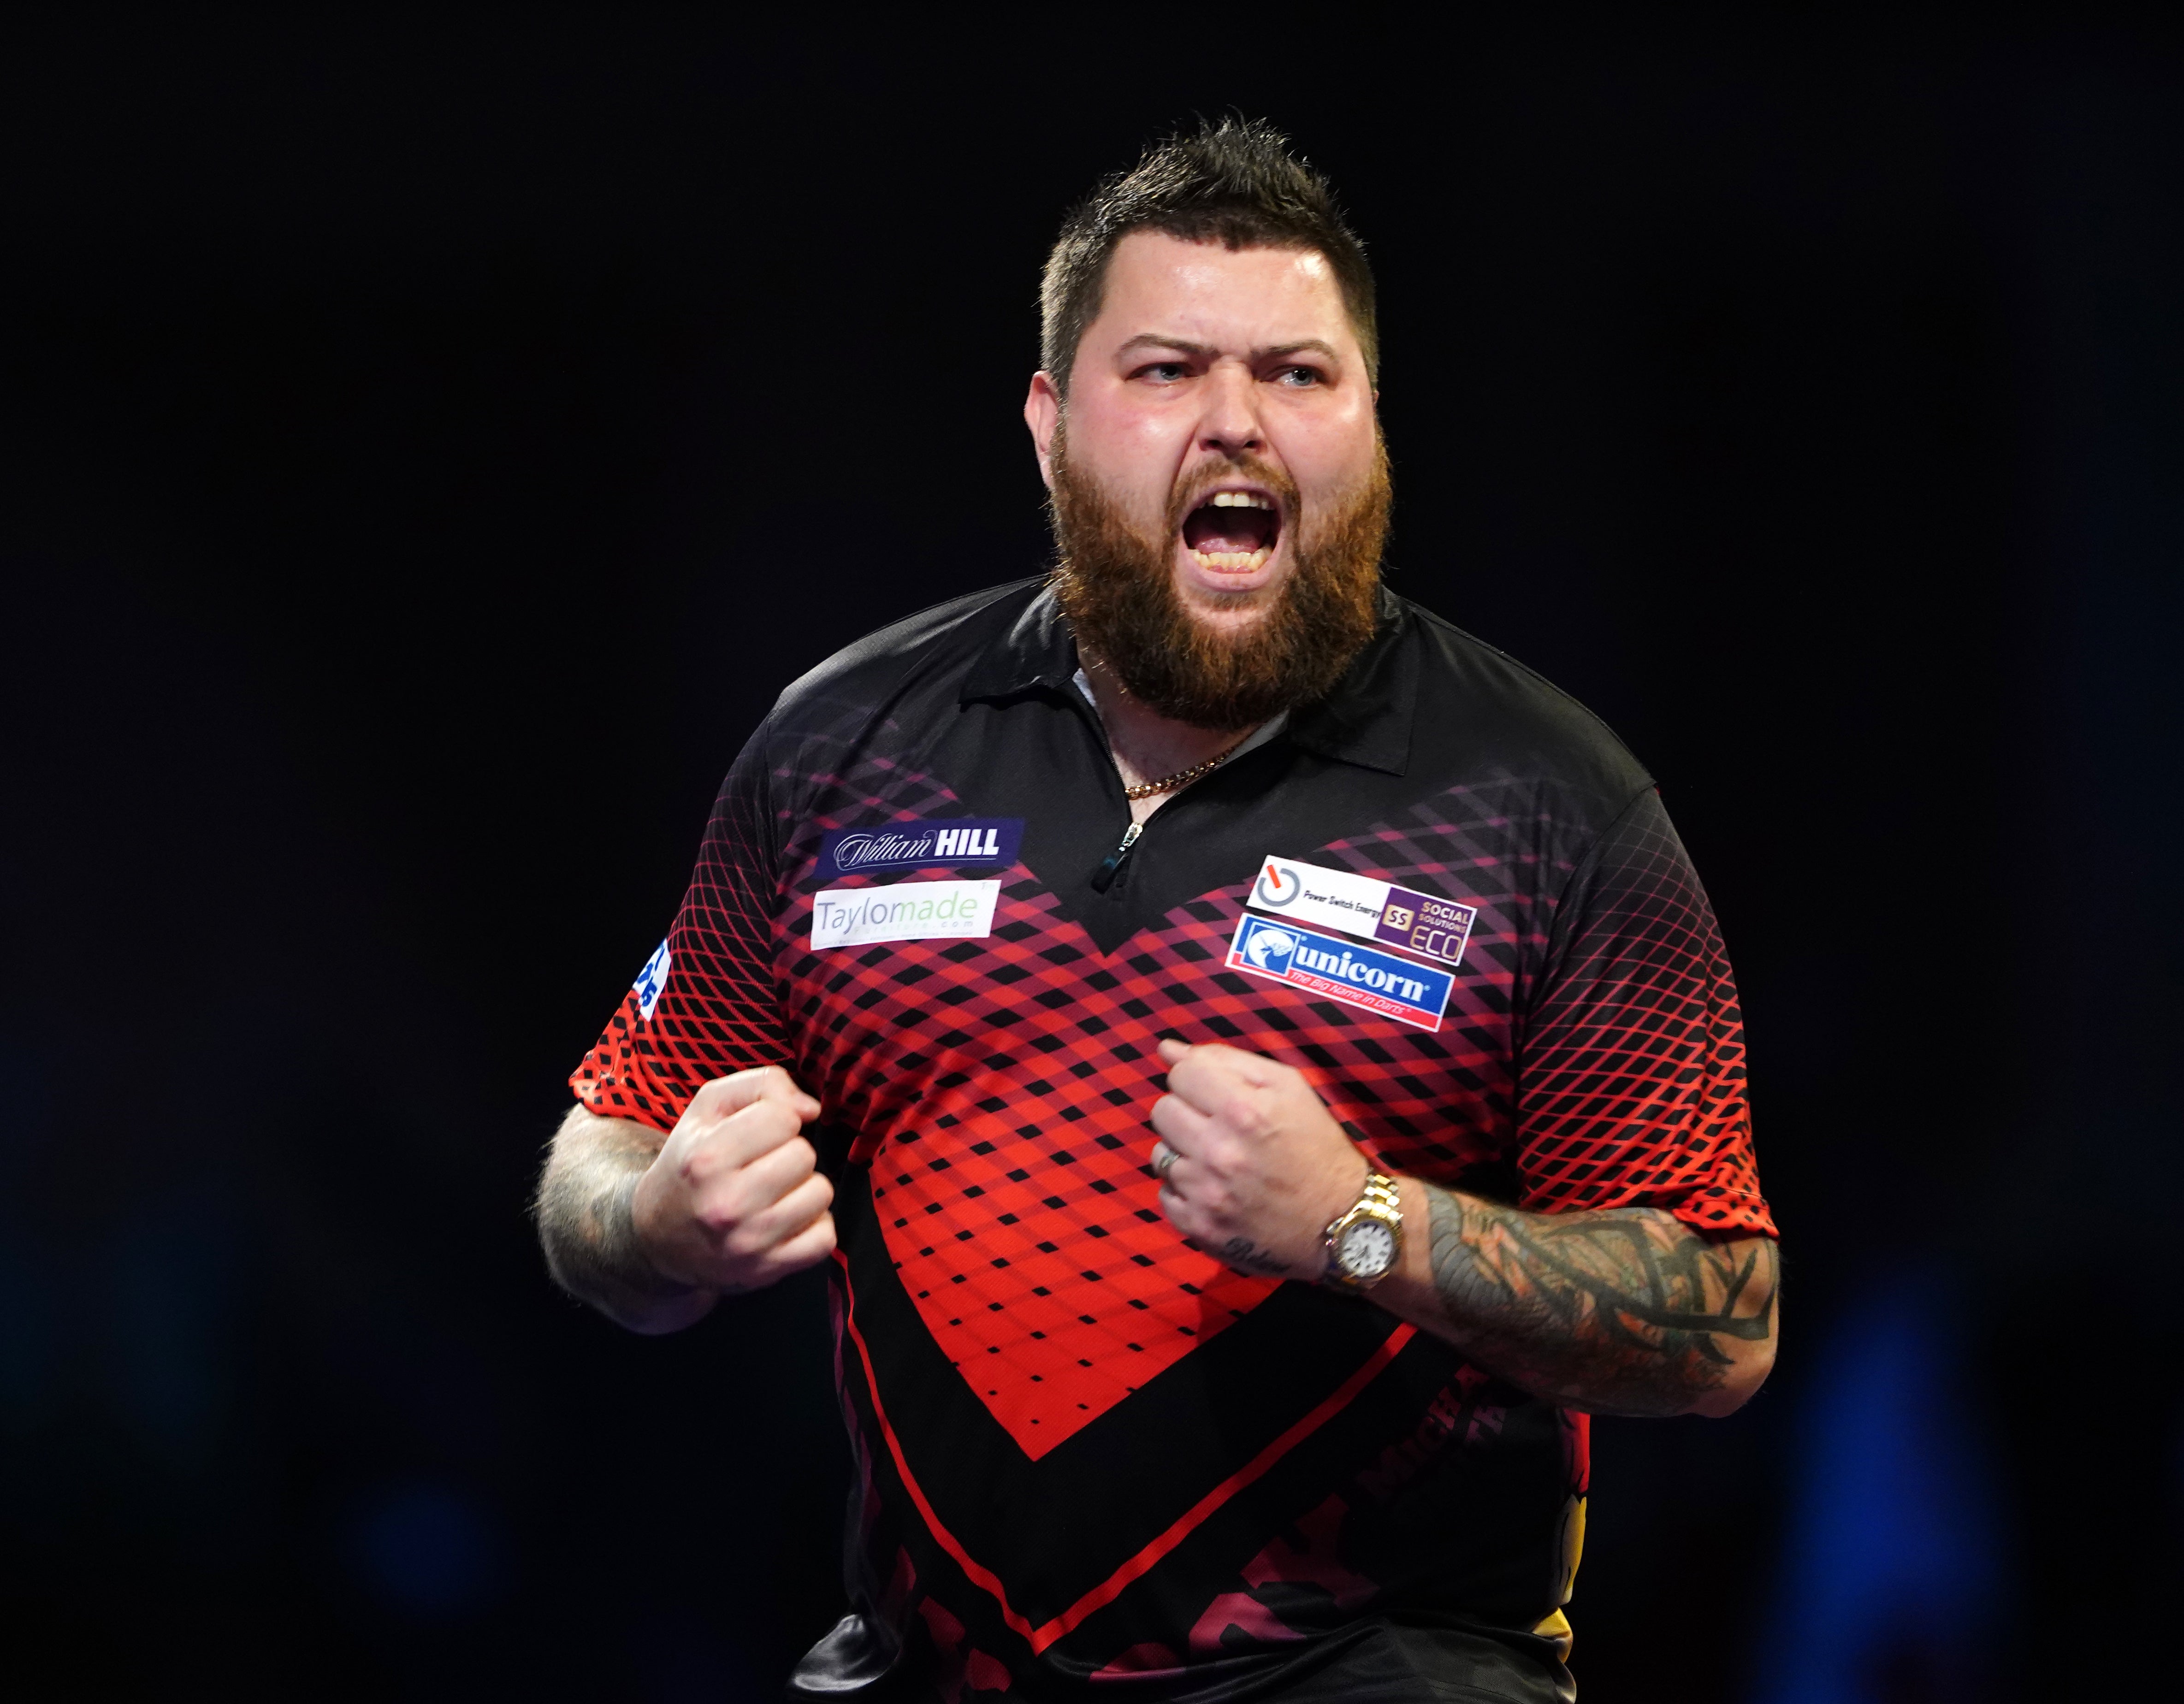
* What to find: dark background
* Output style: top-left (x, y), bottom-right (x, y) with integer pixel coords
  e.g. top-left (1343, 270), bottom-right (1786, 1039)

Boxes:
top-left (4, 13), bottom-right (2180, 1703)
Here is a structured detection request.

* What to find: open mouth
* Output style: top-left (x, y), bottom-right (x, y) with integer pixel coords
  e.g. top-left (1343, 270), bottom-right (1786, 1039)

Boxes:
top-left (1180, 490), bottom-right (1280, 573)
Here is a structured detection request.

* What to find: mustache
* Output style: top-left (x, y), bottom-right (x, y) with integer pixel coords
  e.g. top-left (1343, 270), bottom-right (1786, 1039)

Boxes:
top-left (1164, 456), bottom-right (1301, 535)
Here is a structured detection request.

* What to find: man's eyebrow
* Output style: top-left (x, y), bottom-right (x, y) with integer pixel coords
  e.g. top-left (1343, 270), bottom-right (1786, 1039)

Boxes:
top-left (1113, 334), bottom-right (1344, 362)
top-left (1114, 333), bottom-right (1218, 359)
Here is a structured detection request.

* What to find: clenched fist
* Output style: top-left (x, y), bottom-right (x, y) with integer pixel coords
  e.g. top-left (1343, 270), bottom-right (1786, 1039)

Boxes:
top-left (1148, 1039), bottom-right (1372, 1281)
top-left (633, 1065), bottom-right (836, 1293)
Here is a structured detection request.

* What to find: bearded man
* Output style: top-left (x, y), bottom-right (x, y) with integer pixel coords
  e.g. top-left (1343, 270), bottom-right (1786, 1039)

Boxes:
top-left (536, 119), bottom-right (1778, 1704)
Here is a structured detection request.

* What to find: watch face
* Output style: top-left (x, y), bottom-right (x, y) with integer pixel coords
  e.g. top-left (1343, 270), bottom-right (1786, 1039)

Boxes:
top-left (1338, 1218), bottom-right (1397, 1281)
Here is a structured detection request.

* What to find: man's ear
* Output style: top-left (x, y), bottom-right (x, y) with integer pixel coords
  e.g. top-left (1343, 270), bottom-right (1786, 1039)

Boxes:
top-left (1024, 370), bottom-right (1060, 491)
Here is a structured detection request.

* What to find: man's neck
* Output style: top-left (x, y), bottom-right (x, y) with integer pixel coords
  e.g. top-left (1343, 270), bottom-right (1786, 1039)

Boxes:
top-left (1077, 662), bottom-right (1259, 825)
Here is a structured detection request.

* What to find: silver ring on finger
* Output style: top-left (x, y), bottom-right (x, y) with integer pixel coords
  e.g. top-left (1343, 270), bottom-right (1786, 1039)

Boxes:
top-left (1152, 1141), bottom-right (1181, 1179)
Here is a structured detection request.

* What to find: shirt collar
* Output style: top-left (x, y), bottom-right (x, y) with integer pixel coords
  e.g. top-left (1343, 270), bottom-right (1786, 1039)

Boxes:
top-left (1284, 587), bottom-right (1415, 776)
top-left (960, 582), bottom-right (1415, 777)
top-left (959, 584), bottom-right (1081, 699)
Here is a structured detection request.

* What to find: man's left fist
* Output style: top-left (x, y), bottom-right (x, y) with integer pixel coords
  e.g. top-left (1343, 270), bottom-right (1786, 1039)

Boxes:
top-left (1148, 1038), bottom-right (1371, 1280)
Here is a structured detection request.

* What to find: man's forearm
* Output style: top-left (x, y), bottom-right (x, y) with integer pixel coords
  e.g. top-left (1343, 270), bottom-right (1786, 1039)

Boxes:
top-left (1382, 1181), bottom-right (1778, 1418)
top-left (535, 1106), bottom-right (716, 1334)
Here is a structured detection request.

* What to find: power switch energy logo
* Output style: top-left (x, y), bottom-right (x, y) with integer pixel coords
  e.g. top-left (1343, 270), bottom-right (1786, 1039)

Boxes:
top-left (1225, 914), bottom-right (1455, 1032)
top-left (1249, 855), bottom-right (1476, 969)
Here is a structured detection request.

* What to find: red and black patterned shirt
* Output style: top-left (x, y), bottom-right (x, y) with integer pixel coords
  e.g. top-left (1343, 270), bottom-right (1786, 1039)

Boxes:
top-left (571, 579), bottom-right (1773, 1703)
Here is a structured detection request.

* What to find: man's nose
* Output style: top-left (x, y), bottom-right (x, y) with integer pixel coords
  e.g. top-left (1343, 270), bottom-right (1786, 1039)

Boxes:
top-left (1197, 361), bottom-right (1265, 458)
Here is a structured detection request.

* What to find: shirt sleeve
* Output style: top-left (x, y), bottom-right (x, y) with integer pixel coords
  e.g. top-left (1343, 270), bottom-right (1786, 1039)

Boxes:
top-left (568, 728), bottom-right (791, 1133)
top-left (1511, 786), bottom-right (1776, 1237)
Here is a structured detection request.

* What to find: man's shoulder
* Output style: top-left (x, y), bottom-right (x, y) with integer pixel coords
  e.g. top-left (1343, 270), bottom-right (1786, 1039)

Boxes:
top-left (769, 576), bottom-right (1046, 727)
top-left (1394, 593), bottom-right (1654, 809)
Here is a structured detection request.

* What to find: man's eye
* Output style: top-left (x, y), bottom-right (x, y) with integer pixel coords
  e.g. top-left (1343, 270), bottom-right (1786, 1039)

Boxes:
top-left (1274, 366), bottom-right (1323, 387)
top-left (1139, 362), bottom-right (1189, 382)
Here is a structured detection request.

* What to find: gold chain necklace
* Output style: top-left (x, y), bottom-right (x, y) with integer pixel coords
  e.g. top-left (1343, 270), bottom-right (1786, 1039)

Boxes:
top-left (1123, 740), bottom-right (1247, 800)
top-left (1080, 651), bottom-right (1248, 801)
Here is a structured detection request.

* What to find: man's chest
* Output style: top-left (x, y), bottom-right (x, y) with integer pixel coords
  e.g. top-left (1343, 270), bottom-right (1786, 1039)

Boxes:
top-left (760, 722), bottom-right (1554, 1455)
top-left (768, 695), bottom-right (1552, 1154)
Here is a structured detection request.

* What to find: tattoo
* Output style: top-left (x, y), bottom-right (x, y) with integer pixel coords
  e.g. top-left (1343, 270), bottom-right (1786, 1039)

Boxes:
top-left (1422, 1185), bottom-right (1776, 1417)
top-left (1220, 1237), bottom-right (1296, 1279)
top-left (534, 1117), bottom-right (693, 1307)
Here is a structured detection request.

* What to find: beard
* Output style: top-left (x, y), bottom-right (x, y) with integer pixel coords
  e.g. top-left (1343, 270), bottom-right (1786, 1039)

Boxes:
top-left (1046, 430), bottom-right (1391, 730)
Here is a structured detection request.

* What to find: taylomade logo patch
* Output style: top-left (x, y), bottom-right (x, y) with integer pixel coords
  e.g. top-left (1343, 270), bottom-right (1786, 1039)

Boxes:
top-left (818, 816), bottom-right (1023, 882)
top-left (811, 879), bottom-right (1000, 951)
top-left (1225, 914), bottom-right (1454, 1033)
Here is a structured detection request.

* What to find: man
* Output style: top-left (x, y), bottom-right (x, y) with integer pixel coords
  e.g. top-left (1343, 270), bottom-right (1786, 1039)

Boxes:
top-left (536, 119), bottom-right (1777, 1703)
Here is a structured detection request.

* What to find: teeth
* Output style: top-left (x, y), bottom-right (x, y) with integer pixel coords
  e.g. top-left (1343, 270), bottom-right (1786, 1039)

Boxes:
top-left (1207, 492), bottom-right (1273, 509)
top-left (1190, 547), bottom-right (1273, 571)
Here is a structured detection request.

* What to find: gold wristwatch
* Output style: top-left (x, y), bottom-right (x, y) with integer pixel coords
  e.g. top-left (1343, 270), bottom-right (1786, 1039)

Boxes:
top-left (1323, 1171), bottom-right (1404, 1291)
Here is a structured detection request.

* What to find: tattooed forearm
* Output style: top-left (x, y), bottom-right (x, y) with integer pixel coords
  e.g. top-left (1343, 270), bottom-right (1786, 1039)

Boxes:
top-left (1220, 1236), bottom-right (1297, 1278)
top-left (1419, 1184), bottom-right (1777, 1417)
top-left (534, 1108), bottom-right (696, 1313)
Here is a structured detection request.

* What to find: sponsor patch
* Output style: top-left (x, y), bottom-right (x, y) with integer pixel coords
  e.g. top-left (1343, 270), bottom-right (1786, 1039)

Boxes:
top-left (1248, 854), bottom-right (1476, 969)
top-left (819, 817), bottom-right (1023, 881)
top-left (1225, 914), bottom-right (1455, 1032)
top-left (811, 879), bottom-right (1001, 951)
top-left (633, 938), bottom-right (671, 1021)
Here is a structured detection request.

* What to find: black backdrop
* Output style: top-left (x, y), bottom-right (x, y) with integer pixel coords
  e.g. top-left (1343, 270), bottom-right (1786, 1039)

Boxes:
top-left (4, 14), bottom-right (2181, 1703)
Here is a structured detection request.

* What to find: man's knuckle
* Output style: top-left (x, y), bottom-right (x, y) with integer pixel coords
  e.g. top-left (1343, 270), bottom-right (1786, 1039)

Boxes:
top-left (719, 1223), bottom-right (768, 1260)
top-left (695, 1204), bottom-right (740, 1238)
top-left (744, 1098), bottom-right (795, 1134)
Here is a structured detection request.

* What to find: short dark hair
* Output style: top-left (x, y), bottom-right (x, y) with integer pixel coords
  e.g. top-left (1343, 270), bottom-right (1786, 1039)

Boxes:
top-left (1040, 117), bottom-right (1378, 398)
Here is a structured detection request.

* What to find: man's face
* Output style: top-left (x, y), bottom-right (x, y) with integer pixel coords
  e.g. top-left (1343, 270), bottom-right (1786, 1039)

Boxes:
top-left (1027, 231), bottom-right (1382, 639)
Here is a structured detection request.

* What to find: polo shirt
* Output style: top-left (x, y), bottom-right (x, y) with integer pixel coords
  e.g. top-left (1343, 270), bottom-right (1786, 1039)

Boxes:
top-left (570, 576), bottom-right (1774, 1703)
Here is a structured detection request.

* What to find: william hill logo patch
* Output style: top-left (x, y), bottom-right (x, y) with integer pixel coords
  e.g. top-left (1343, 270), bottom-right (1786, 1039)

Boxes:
top-left (818, 817), bottom-right (1023, 882)
top-left (1225, 914), bottom-right (1454, 1032)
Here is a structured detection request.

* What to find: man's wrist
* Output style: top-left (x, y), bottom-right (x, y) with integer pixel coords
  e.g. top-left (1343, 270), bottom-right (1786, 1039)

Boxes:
top-left (1320, 1164), bottom-right (1406, 1292)
top-left (604, 1168), bottom-right (706, 1300)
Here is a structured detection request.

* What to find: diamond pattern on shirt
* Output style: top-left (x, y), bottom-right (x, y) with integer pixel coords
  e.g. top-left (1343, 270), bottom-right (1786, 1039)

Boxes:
top-left (574, 737), bottom-right (1770, 1461)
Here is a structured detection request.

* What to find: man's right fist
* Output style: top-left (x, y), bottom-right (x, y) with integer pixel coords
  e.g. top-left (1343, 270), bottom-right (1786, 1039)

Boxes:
top-left (631, 1066), bottom-right (835, 1294)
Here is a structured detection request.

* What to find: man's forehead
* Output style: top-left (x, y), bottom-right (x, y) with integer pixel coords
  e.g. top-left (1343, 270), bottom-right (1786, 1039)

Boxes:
top-left (1091, 231), bottom-right (1351, 350)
